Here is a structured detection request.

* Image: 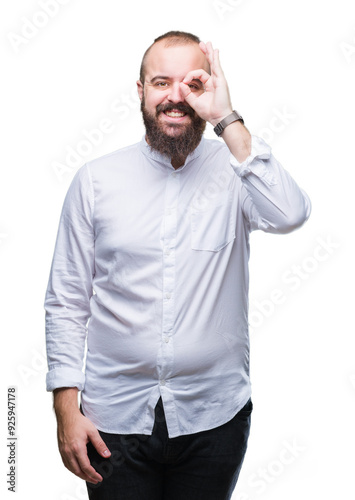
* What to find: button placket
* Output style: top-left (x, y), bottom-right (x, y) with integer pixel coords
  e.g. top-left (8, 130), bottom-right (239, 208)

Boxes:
top-left (157, 171), bottom-right (180, 387)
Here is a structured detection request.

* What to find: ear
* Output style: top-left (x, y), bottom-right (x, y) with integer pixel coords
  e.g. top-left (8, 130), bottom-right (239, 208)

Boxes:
top-left (136, 80), bottom-right (144, 101)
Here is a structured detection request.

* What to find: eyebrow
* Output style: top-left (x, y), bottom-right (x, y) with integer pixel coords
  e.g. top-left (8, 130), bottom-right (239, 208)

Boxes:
top-left (149, 76), bottom-right (203, 86)
top-left (149, 76), bottom-right (170, 84)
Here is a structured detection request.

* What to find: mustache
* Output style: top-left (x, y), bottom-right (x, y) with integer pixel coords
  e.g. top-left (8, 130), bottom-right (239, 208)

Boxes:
top-left (156, 102), bottom-right (195, 117)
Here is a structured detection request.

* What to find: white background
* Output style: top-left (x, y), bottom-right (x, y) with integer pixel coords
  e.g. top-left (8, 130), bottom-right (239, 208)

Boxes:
top-left (1, 0), bottom-right (354, 498)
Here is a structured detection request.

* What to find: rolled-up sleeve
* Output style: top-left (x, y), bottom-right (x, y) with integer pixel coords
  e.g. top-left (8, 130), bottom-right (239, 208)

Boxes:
top-left (230, 135), bottom-right (311, 233)
top-left (44, 164), bottom-right (94, 391)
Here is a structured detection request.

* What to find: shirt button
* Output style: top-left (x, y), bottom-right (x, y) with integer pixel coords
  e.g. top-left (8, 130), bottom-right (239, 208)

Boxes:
top-left (165, 249), bottom-right (171, 256)
top-left (160, 379), bottom-right (166, 386)
top-left (172, 172), bottom-right (177, 178)
top-left (164, 336), bottom-right (170, 343)
top-left (165, 292), bottom-right (171, 300)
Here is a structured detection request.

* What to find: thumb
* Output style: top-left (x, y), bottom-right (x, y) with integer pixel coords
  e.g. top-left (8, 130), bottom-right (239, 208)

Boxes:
top-left (89, 428), bottom-right (111, 458)
top-left (179, 82), bottom-right (198, 108)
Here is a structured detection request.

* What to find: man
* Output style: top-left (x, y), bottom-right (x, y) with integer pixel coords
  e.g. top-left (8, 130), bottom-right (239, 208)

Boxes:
top-left (45, 31), bottom-right (311, 499)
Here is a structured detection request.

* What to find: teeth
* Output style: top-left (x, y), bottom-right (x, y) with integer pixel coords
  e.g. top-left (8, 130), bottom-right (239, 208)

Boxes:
top-left (165, 111), bottom-right (186, 117)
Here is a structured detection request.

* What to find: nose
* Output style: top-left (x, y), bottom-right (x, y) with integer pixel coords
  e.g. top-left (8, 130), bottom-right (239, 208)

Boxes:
top-left (167, 82), bottom-right (184, 103)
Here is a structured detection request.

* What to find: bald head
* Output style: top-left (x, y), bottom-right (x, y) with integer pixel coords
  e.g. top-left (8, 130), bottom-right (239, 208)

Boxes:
top-left (139, 31), bottom-right (210, 84)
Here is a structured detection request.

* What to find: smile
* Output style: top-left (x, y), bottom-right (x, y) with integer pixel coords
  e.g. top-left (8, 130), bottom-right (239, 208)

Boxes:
top-left (163, 111), bottom-right (187, 118)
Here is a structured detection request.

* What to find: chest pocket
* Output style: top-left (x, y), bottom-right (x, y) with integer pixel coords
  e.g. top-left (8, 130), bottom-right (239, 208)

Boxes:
top-left (191, 190), bottom-right (235, 252)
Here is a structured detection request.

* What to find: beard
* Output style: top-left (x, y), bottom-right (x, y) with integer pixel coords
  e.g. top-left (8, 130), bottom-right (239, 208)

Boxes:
top-left (141, 97), bottom-right (206, 162)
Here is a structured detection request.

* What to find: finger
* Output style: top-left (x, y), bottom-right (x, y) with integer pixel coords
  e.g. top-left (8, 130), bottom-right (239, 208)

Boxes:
top-left (179, 82), bottom-right (198, 107)
top-left (203, 41), bottom-right (224, 78)
top-left (212, 48), bottom-right (225, 78)
top-left (199, 41), bottom-right (207, 55)
top-left (200, 41), bottom-right (214, 67)
top-left (89, 429), bottom-right (111, 458)
top-left (75, 446), bottom-right (105, 483)
top-left (205, 41), bottom-right (215, 65)
top-left (182, 69), bottom-right (211, 88)
top-left (62, 449), bottom-right (103, 483)
top-left (200, 41), bottom-right (224, 82)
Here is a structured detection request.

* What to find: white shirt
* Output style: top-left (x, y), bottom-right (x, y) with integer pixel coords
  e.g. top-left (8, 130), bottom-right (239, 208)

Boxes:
top-left (45, 135), bottom-right (311, 438)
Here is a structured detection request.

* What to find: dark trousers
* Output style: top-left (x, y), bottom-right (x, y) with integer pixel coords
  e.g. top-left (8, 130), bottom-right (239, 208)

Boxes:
top-left (86, 397), bottom-right (252, 500)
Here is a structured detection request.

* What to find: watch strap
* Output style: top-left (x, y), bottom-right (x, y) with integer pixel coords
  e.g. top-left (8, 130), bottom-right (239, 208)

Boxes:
top-left (214, 110), bottom-right (244, 137)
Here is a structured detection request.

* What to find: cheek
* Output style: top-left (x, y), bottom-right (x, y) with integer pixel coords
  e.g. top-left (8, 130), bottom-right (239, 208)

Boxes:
top-left (145, 90), bottom-right (167, 109)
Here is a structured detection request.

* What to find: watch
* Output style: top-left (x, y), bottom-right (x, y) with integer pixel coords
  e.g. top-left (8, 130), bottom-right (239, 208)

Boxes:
top-left (214, 110), bottom-right (244, 137)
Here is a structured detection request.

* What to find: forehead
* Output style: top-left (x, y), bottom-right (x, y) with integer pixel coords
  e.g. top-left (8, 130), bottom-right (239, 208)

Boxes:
top-left (144, 42), bottom-right (209, 81)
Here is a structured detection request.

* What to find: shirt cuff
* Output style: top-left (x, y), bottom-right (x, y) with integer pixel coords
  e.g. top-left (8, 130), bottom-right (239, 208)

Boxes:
top-left (46, 366), bottom-right (85, 392)
top-left (229, 135), bottom-right (277, 186)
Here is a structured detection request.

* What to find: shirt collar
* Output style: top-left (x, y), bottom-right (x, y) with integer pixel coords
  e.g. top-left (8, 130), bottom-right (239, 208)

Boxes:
top-left (140, 134), bottom-right (205, 172)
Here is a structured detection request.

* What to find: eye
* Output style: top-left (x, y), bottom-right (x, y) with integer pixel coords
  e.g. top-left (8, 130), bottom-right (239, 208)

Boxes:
top-left (188, 81), bottom-right (203, 91)
top-left (155, 82), bottom-right (168, 88)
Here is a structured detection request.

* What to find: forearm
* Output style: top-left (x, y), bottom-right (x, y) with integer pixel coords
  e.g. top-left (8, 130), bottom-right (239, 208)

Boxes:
top-left (217, 119), bottom-right (252, 163)
top-left (230, 135), bottom-right (311, 233)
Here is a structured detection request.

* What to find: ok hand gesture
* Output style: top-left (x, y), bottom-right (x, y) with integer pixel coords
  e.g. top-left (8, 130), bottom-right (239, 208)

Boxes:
top-left (180, 41), bottom-right (234, 127)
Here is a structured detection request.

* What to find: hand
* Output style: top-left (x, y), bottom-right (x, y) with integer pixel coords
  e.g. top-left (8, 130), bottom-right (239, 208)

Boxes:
top-left (56, 407), bottom-right (111, 484)
top-left (180, 41), bottom-right (233, 126)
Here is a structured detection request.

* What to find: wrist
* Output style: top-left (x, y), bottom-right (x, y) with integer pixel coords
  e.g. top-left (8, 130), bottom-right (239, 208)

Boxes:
top-left (213, 110), bottom-right (244, 137)
top-left (220, 121), bottom-right (251, 162)
top-left (53, 387), bottom-right (80, 417)
top-left (210, 109), bottom-right (233, 128)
